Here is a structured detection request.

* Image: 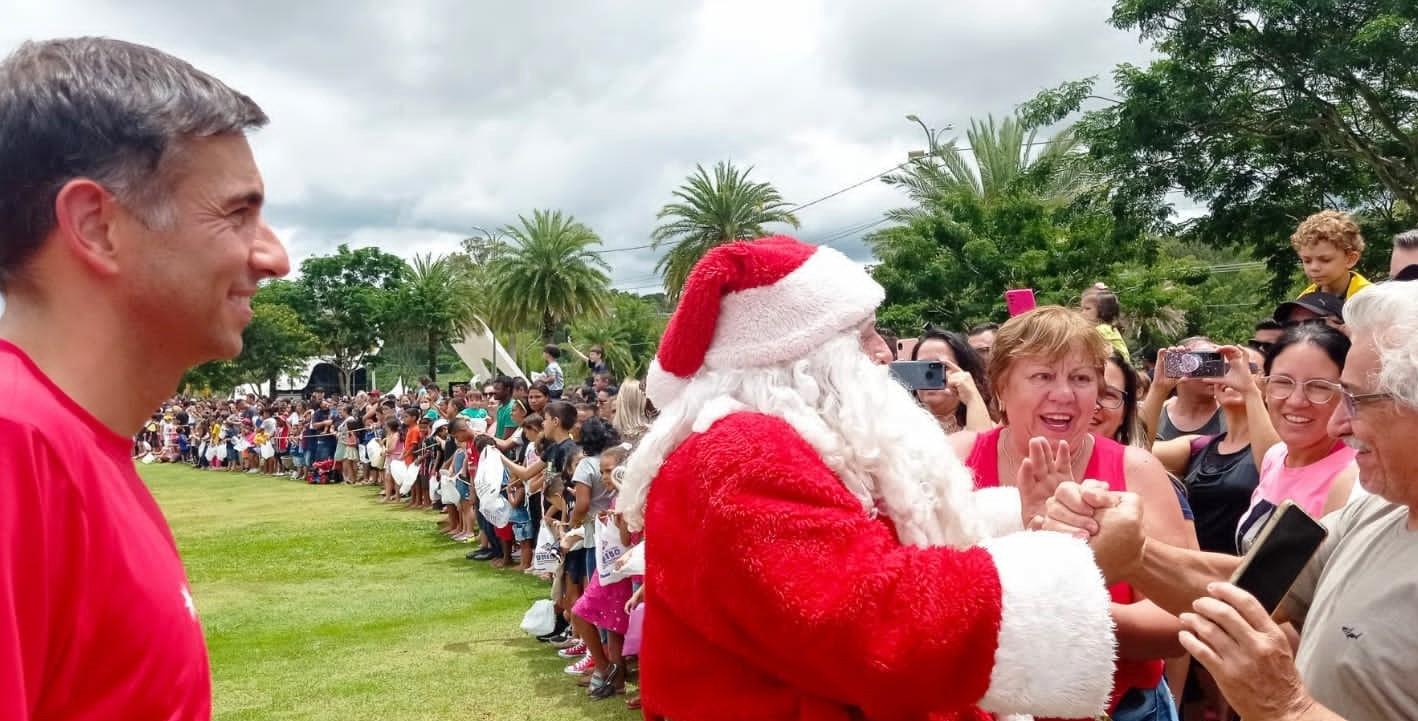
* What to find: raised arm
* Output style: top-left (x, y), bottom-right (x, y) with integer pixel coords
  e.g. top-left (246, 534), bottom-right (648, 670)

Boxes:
top-left (498, 453), bottom-right (545, 484)
top-left (1140, 348), bottom-right (1182, 444)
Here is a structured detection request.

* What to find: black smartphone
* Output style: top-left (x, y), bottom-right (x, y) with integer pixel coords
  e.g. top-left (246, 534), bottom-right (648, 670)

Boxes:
top-left (1164, 350), bottom-right (1227, 379)
top-left (889, 360), bottom-right (945, 391)
top-left (1229, 501), bottom-right (1328, 614)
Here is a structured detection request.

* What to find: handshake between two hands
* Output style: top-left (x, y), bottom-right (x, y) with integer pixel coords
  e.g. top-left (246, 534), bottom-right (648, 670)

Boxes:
top-left (1014, 438), bottom-right (1147, 584)
top-left (1029, 479), bottom-right (1146, 585)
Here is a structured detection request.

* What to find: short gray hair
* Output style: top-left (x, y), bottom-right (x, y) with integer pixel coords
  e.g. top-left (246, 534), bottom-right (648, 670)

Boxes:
top-left (1343, 281), bottom-right (1418, 409)
top-left (0, 37), bottom-right (267, 289)
top-left (1394, 229), bottom-right (1418, 250)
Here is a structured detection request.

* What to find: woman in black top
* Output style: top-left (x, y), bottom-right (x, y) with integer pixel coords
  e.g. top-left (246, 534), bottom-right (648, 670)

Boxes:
top-left (1152, 345), bottom-right (1267, 556)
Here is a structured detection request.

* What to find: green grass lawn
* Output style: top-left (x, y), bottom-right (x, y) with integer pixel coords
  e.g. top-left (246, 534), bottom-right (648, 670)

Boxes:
top-left (141, 463), bottom-right (630, 721)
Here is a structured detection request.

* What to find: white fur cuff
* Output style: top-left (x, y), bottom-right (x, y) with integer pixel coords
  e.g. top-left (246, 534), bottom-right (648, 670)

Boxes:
top-left (972, 486), bottom-right (1024, 539)
top-left (979, 532), bottom-right (1116, 718)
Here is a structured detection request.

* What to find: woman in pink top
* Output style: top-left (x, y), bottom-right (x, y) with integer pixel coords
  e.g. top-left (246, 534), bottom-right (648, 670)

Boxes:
top-left (1233, 323), bottom-right (1358, 551)
top-left (949, 306), bottom-right (1196, 720)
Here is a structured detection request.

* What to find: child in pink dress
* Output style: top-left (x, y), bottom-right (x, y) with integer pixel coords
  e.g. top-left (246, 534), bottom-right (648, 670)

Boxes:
top-left (570, 446), bottom-right (635, 699)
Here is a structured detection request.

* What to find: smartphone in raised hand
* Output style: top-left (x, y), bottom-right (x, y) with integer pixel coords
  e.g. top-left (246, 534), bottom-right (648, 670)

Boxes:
top-left (1005, 288), bottom-right (1037, 317)
top-left (889, 360), bottom-right (945, 391)
top-left (1163, 351), bottom-right (1228, 379)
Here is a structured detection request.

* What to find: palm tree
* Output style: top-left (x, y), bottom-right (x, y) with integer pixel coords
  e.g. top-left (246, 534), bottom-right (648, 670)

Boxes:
top-left (651, 161), bottom-right (801, 301)
top-left (883, 114), bottom-right (1093, 223)
top-left (488, 209), bottom-right (612, 343)
top-left (386, 253), bottom-right (483, 381)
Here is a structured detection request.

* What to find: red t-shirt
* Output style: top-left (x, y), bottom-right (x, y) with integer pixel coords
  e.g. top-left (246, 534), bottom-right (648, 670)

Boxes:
top-left (403, 426), bottom-right (423, 464)
top-left (0, 339), bottom-right (211, 720)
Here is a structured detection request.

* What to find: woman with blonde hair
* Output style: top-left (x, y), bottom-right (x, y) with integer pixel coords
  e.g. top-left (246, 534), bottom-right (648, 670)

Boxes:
top-left (612, 380), bottom-right (651, 446)
top-left (949, 305), bottom-right (1196, 721)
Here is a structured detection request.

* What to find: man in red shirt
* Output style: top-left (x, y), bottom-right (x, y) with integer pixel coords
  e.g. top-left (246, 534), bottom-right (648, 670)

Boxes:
top-left (0, 38), bottom-right (288, 720)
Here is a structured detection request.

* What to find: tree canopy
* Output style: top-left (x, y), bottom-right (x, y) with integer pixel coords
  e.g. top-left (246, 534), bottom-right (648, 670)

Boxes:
top-left (289, 244), bottom-right (406, 394)
top-left (1021, 0), bottom-right (1418, 291)
top-left (652, 161), bottom-right (800, 301)
top-left (487, 209), bottom-right (612, 343)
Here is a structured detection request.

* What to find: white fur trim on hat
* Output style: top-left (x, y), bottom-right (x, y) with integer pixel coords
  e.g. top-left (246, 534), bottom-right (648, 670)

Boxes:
top-left (703, 246), bottom-right (883, 371)
top-left (645, 357), bottom-right (692, 409)
top-left (978, 531), bottom-right (1116, 718)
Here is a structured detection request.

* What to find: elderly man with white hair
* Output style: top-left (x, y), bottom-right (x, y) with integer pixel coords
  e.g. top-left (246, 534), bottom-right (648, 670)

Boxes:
top-left (1044, 279), bottom-right (1418, 720)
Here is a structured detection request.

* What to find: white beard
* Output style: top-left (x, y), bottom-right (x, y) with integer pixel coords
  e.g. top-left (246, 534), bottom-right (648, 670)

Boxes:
top-left (621, 332), bottom-right (985, 548)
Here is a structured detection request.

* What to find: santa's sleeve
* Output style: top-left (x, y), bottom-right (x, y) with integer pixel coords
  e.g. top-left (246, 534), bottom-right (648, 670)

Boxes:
top-left (688, 414), bottom-right (1115, 720)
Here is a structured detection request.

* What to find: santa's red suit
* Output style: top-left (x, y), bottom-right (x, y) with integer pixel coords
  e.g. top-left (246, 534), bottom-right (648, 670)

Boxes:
top-left (625, 237), bottom-right (1117, 721)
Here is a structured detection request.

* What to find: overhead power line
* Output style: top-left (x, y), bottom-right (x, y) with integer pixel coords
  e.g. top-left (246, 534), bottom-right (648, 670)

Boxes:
top-left (784, 136), bottom-right (1065, 215)
top-left (598, 134), bottom-right (1070, 280)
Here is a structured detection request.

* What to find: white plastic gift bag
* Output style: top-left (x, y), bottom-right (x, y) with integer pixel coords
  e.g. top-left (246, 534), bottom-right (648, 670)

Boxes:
top-left (520, 598), bottom-right (557, 637)
top-left (595, 513), bottom-right (631, 583)
top-left (532, 522), bottom-right (561, 572)
top-left (474, 446), bottom-right (511, 528)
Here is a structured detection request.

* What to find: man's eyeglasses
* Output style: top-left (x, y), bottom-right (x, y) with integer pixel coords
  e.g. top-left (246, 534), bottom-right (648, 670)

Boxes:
top-left (1336, 387), bottom-right (1395, 418)
top-left (1246, 339), bottom-right (1274, 355)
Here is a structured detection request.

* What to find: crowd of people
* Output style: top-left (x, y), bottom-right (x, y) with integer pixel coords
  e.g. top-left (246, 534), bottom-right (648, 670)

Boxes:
top-left (129, 208), bottom-right (1418, 720)
top-left (12, 36), bottom-right (1418, 721)
top-left (138, 345), bottom-right (660, 710)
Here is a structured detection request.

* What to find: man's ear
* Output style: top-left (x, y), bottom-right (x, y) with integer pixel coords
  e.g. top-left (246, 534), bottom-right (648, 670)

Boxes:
top-left (1346, 249), bottom-right (1362, 270)
top-left (53, 179), bottom-right (124, 279)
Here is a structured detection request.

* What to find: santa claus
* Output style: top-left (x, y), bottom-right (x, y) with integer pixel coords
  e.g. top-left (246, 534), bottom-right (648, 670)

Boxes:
top-left (619, 236), bottom-right (1123, 721)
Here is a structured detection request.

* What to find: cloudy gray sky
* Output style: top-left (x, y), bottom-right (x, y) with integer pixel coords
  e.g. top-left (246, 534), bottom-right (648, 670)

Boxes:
top-left (3, 0), bottom-right (1153, 293)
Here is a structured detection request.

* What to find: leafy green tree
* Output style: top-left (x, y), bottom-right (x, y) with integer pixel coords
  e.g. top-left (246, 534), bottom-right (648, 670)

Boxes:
top-left (652, 161), bottom-right (801, 301)
top-left (884, 115), bottom-right (1094, 223)
top-left (292, 244), bottom-right (406, 394)
top-left (870, 166), bottom-right (1209, 352)
top-left (569, 291), bottom-right (668, 381)
top-left (487, 209), bottom-right (612, 343)
top-left (1159, 238), bottom-right (1278, 347)
top-left (180, 360), bottom-right (242, 397)
top-left (385, 253), bottom-right (483, 382)
top-left (366, 337), bottom-right (473, 388)
top-left (1020, 0), bottom-right (1418, 291)
top-left (238, 298), bottom-right (318, 393)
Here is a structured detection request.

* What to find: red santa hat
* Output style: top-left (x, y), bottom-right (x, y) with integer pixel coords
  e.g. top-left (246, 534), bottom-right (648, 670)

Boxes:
top-left (646, 236), bottom-right (884, 407)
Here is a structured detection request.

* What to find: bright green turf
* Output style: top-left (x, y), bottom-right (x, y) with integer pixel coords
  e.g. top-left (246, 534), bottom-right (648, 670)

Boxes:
top-left (141, 463), bottom-right (629, 721)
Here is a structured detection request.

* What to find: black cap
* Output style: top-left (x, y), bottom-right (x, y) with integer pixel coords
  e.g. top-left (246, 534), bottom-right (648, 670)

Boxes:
top-left (1274, 292), bottom-right (1345, 324)
top-left (1394, 264), bottom-right (1418, 282)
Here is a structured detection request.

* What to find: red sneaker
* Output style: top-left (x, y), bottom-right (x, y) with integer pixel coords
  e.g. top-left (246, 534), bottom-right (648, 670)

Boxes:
top-left (564, 654), bottom-right (595, 675)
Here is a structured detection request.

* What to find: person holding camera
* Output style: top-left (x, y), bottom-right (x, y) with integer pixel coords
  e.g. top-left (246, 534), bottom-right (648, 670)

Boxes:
top-left (1143, 337), bottom-right (1229, 442)
top-left (909, 328), bottom-right (994, 434)
top-left (1148, 345), bottom-right (1271, 557)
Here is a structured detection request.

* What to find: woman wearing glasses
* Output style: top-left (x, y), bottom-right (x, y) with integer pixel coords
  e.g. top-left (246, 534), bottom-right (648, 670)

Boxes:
top-left (1232, 323), bottom-right (1358, 551)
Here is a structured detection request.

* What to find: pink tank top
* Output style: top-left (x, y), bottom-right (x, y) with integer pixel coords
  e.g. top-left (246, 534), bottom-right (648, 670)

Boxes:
top-left (1236, 441), bottom-right (1356, 553)
top-left (965, 426), bottom-right (1127, 492)
top-left (965, 426), bottom-right (1162, 712)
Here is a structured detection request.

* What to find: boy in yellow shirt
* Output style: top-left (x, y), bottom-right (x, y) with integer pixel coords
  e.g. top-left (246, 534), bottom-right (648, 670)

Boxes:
top-left (1292, 210), bottom-right (1372, 299)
